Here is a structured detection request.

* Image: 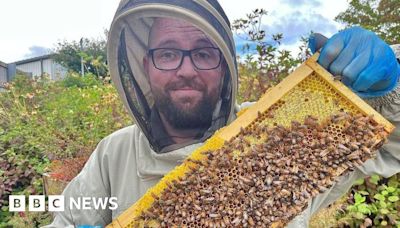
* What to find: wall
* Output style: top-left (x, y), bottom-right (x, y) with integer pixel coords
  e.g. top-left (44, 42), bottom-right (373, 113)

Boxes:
top-left (0, 64), bottom-right (7, 84)
top-left (16, 57), bottom-right (67, 80)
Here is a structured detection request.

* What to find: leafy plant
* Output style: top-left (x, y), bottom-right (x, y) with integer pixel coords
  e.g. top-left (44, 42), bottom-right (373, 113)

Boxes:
top-left (337, 174), bottom-right (400, 227)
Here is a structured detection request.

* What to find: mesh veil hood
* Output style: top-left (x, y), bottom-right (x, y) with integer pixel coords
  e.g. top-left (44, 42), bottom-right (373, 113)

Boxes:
top-left (107, 0), bottom-right (238, 153)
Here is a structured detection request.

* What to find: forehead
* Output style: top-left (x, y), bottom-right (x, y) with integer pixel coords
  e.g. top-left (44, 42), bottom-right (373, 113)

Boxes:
top-left (148, 18), bottom-right (215, 48)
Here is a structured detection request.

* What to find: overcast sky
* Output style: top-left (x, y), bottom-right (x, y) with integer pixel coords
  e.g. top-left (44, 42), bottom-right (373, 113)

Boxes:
top-left (0, 0), bottom-right (348, 63)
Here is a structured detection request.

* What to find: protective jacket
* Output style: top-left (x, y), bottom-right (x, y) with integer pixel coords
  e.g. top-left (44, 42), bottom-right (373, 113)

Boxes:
top-left (45, 0), bottom-right (400, 227)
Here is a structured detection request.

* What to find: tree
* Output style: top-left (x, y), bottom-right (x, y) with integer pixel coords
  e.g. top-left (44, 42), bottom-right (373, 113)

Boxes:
top-left (335, 0), bottom-right (400, 44)
top-left (232, 9), bottom-right (309, 102)
top-left (53, 32), bottom-right (108, 77)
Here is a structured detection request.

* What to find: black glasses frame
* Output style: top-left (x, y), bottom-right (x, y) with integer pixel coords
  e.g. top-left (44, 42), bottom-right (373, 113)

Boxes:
top-left (148, 47), bottom-right (222, 71)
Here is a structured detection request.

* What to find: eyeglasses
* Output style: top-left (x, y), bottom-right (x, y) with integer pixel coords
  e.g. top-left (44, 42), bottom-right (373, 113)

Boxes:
top-left (148, 47), bottom-right (222, 70)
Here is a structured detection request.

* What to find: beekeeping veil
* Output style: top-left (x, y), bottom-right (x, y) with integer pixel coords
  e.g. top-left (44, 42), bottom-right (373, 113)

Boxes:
top-left (107, 0), bottom-right (237, 153)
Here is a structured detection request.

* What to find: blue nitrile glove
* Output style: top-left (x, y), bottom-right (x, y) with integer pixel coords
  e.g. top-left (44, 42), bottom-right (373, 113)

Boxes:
top-left (308, 26), bottom-right (400, 98)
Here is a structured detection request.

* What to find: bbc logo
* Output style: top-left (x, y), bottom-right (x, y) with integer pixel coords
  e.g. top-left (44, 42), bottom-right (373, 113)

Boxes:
top-left (9, 195), bottom-right (64, 212)
top-left (9, 195), bottom-right (118, 211)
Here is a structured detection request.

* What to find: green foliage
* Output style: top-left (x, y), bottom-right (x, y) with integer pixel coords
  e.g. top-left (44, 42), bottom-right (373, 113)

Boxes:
top-left (54, 33), bottom-right (108, 77)
top-left (0, 73), bottom-right (132, 225)
top-left (337, 174), bottom-right (400, 227)
top-left (61, 72), bottom-right (102, 88)
top-left (335, 0), bottom-right (400, 44)
top-left (232, 9), bottom-right (311, 103)
top-left (5, 211), bottom-right (52, 228)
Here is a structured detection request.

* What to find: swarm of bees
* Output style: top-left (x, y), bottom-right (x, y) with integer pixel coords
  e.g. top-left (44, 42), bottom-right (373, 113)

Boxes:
top-left (138, 112), bottom-right (386, 227)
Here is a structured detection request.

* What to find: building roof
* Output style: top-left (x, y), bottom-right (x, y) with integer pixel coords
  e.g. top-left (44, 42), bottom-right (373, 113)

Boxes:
top-left (13, 54), bottom-right (55, 65)
top-left (0, 60), bottom-right (7, 68)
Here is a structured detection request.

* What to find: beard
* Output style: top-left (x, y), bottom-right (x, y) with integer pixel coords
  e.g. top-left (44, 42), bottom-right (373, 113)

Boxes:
top-left (153, 79), bottom-right (217, 130)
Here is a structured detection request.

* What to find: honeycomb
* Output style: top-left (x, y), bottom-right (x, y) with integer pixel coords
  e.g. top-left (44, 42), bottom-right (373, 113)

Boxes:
top-left (107, 54), bottom-right (394, 228)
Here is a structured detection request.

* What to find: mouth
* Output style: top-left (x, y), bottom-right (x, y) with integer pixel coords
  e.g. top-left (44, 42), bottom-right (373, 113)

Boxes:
top-left (173, 87), bottom-right (199, 91)
top-left (169, 87), bottom-right (203, 100)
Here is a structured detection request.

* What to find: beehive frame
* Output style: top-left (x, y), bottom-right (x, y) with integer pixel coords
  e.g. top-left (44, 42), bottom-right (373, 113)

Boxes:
top-left (107, 54), bottom-right (395, 227)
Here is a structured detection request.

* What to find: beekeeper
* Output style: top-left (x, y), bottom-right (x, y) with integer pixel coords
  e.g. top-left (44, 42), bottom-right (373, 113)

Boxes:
top-left (46, 0), bottom-right (400, 227)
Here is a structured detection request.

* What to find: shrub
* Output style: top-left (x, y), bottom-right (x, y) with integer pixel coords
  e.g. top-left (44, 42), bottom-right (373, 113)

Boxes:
top-left (61, 72), bottom-right (102, 88)
top-left (5, 211), bottom-right (52, 228)
top-left (0, 73), bottom-right (132, 225)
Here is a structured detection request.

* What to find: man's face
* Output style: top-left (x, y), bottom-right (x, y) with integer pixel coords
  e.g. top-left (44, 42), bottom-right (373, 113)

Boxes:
top-left (144, 18), bottom-right (225, 129)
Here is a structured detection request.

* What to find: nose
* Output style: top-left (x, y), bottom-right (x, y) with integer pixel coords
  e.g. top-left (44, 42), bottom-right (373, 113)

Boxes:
top-left (176, 55), bottom-right (198, 79)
